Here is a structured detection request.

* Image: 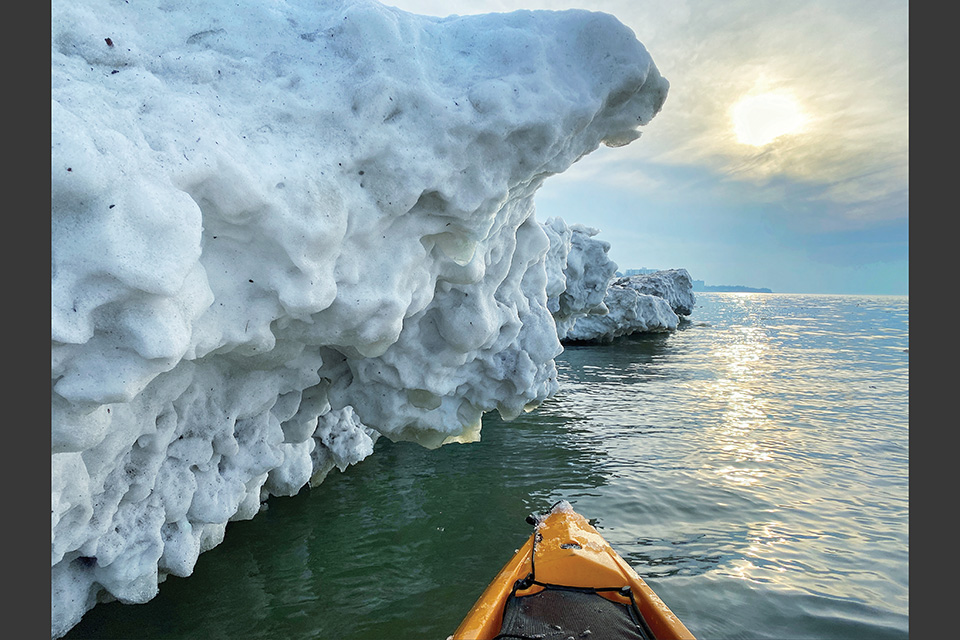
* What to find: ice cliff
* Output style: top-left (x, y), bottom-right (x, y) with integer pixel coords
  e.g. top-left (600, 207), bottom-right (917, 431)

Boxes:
top-left (564, 269), bottom-right (696, 342)
top-left (541, 222), bottom-right (695, 344)
top-left (50, 0), bottom-right (668, 636)
top-left (543, 219), bottom-right (621, 341)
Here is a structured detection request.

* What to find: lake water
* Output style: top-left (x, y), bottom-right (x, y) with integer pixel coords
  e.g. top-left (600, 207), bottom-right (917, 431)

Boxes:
top-left (65, 292), bottom-right (909, 639)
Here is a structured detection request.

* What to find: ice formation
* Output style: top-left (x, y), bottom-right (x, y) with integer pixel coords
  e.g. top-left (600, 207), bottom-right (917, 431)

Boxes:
top-left (50, 0), bottom-right (668, 636)
top-left (542, 218), bottom-right (620, 340)
top-left (564, 269), bottom-right (696, 342)
top-left (623, 268), bottom-right (696, 316)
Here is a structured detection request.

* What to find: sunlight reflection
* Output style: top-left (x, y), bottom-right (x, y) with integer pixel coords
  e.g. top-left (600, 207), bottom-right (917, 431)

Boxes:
top-left (728, 559), bottom-right (762, 583)
top-left (746, 522), bottom-right (791, 553)
top-left (698, 311), bottom-right (814, 589)
top-left (714, 466), bottom-right (766, 487)
top-left (724, 521), bottom-right (798, 585)
top-left (703, 322), bottom-right (776, 485)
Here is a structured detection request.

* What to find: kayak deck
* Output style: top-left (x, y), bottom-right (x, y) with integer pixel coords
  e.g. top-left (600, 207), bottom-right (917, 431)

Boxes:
top-left (451, 501), bottom-right (695, 640)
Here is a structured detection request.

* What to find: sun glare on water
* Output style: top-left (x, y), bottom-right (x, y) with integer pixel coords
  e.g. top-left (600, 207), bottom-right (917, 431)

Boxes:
top-left (731, 92), bottom-right (807, 146)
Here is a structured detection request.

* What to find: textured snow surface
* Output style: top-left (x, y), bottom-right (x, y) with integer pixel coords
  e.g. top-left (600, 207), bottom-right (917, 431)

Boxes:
top-left (50, 0), bottom-right (668, 636)
top-left (543, 218), bottom-right (620, 340)
top-left (565, 269), bottom-right (695, 342)
top-left (620, 268), bottom-right (696, 316)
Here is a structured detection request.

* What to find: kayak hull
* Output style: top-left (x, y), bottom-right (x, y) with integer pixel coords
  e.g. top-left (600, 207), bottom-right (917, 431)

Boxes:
top-left (451, 502), bottom-right (695, 640)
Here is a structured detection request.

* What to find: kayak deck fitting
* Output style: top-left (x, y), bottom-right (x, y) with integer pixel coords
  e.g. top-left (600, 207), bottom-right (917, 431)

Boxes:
top-left (451, 501), bottom-right (695, 640)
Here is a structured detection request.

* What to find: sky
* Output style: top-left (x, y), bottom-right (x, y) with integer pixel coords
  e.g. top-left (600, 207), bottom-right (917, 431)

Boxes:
top-left (384, 0), bottom-right (909, 295)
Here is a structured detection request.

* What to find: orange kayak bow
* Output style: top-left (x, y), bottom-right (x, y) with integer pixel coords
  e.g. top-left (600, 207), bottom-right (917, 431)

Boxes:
top-left (451, 501), bottom-right (695, 640)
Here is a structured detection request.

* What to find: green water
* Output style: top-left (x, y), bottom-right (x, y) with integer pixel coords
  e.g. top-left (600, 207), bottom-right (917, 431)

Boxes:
top-left (66, 293), bottom-right (909, 639)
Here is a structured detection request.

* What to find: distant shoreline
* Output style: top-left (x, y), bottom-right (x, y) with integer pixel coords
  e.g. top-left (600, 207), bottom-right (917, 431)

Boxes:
top-left (694, 284), bottom-right (773, 293)
top-left (618, 270), bottom-right (774, 294)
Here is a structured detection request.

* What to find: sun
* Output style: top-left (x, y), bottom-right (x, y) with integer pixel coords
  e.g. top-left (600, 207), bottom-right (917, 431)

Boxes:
top-left (731, 92), bottom-right (807, 146)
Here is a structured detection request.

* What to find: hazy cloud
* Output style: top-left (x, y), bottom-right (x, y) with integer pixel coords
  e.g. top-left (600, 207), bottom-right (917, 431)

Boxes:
top-left (384, 0), bottom-right (908, 293)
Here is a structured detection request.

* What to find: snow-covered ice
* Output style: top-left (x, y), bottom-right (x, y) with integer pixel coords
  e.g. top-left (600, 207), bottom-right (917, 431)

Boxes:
top-left (51, 0), bottom-right (668, 635)
top-left (621, 268), bottom-right (696, 317)
top-left (543, 218), bottom-right (620, 341)
top-left (564, 269), bottom-right (696, 342)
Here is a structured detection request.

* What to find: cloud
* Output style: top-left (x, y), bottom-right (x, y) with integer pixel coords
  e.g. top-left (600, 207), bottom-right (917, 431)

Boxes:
top-left (612, 0), bottom-right (908, 205)
top-left (386, 0), bottom-right (908, 294)
top-left (388, 1), bottom-right (908, 213)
